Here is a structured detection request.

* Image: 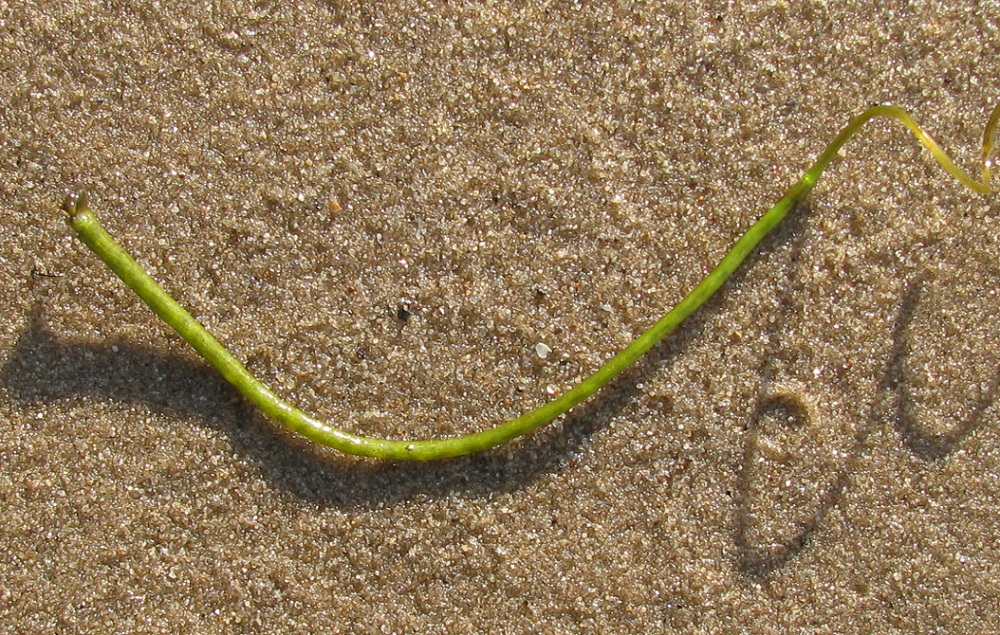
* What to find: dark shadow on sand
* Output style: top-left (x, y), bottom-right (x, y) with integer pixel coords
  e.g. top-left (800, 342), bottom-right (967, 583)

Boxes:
top-left (734, 266), bottom-right (999, 579)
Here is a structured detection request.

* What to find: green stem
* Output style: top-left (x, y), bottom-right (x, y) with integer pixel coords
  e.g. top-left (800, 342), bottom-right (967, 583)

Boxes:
top-left (63, 103), bottom-right (997, 460)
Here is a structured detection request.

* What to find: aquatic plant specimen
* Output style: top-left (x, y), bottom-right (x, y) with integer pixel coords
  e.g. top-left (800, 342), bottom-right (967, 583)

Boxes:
top-left (62, 103), bottom-right (998, 460)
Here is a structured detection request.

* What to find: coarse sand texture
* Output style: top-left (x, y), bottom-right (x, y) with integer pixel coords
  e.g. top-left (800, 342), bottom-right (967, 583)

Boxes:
top-left (1, 2), bottom-right (998, 633)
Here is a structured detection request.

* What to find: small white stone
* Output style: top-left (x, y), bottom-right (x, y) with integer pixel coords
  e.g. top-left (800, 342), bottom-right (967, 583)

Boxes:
top-left (535, 342), bottom-right (552, 359)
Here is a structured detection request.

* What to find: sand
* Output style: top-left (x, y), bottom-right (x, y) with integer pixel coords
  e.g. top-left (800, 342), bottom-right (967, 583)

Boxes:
top-left (2, 1), bottom-right (998, 632)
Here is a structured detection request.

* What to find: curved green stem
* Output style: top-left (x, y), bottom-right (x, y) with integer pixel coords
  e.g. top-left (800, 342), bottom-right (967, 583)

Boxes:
top-left (63, 103), bottom-right (998, 460)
